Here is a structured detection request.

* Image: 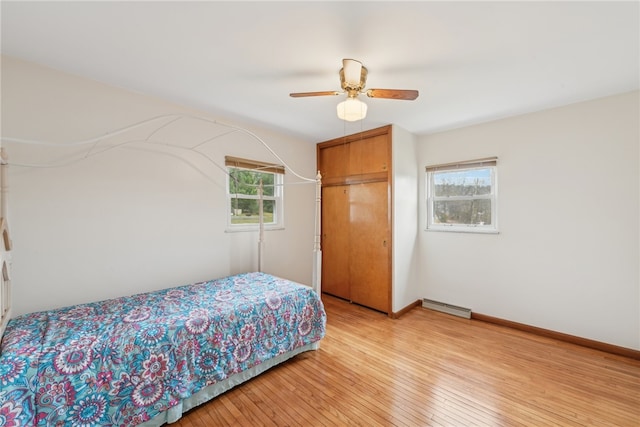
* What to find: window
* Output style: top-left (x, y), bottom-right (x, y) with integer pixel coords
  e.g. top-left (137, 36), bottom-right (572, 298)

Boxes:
top-left (426, 157), bottom-right (498, 233)
top-left (225, 156), bottom-right (284, 230)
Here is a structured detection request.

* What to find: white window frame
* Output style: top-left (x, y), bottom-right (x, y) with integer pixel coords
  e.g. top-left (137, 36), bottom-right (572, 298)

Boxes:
top-left (426, 157), bottom-right (498, 234)
top-left (225, 156), bottom-right (285, 232)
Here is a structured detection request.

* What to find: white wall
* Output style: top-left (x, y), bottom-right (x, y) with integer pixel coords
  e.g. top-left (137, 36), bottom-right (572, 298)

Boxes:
top-left (392, 125), bottom-right (420, 313)
top-left (417, 91), bottom-right (639, 350)
top-left (1, 56), bottom-right (317, 316)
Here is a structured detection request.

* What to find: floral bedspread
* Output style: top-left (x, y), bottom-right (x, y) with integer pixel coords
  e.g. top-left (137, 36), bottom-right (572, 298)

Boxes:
top-left (0, 272), bottom-right (326, 426)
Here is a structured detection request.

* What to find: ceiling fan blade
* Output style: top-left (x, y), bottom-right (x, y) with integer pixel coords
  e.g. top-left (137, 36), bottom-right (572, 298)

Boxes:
top-left (342, 59), bottom-right (363, 87)
top-left (289, 91), bottom-right (341, 98)
top-left (366, 89), bottom-right (419, 100)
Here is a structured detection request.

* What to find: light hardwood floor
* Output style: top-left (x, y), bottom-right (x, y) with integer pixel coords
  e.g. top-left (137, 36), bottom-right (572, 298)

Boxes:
top-left (173, 295), bottom-right (640, 426)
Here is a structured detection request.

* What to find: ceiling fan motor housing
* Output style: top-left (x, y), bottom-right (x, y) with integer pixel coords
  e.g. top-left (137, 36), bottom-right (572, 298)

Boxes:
top-left (340, 65), bottom-right (368, 95)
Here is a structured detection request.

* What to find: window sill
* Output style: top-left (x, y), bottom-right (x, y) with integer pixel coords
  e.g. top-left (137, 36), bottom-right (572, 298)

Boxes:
top-left (425, 227), bottom-right (499, 234)
top-left (225, 226), bottom-right (285, 233)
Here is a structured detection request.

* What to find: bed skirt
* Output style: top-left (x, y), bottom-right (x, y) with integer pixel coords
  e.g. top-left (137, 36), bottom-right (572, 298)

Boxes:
top-left (142, 342), bottom-right (319, 426)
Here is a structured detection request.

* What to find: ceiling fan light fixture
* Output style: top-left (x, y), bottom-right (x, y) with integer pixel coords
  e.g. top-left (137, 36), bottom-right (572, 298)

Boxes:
top-left (337, 97), bottom-right (367, 122)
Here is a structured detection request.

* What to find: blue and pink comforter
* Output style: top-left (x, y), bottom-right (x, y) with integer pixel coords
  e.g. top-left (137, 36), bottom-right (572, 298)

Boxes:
top-left (0, 272), bottom-right (326, 426)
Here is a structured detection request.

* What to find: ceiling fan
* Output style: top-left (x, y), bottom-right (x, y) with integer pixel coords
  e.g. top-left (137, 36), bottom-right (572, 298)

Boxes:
top-left (289, 58), bottom-right (419, 122)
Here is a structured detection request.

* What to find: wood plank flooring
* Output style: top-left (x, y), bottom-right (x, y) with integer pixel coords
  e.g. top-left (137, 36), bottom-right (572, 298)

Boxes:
top-left (172, 295), bottom-right (640, 426)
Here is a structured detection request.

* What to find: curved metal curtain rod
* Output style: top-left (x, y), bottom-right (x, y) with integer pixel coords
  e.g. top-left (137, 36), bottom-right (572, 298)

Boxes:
top-left (2, 113), bottom-right (316, 183)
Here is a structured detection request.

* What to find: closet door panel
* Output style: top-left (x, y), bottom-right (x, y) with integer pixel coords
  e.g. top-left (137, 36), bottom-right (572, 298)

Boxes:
top-left (321, 185), bottom-right (350, 299)
top-left (348, 134), bottom-right (390, 176)
top-left (318, 144), bottom-right (349, 181)
top-left (348, 181), bottom-right (390, 312)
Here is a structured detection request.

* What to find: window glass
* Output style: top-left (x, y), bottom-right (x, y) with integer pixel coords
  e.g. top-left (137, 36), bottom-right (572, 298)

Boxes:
top-left (226, 157), bottom-right (284, 230)
top-left (426, 159), bottom-right (497, 233)
top-left (433, 199), bottom-right (492, 226)
top-left (433, 169), bottom-right (492, 197)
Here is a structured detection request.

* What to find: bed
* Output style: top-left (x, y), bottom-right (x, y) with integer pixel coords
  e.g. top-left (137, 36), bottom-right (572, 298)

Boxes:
top-left (0, 117), bottom-right (326, 426)
top-left (0, 271), bottom-right (326, 426)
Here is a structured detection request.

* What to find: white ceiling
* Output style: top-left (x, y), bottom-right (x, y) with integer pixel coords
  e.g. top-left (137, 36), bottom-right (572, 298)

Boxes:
top-left (2, 1), bottom-right (639, 142)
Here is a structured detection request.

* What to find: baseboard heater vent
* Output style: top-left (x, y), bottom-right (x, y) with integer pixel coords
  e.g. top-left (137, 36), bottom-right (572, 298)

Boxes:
top-left (422, 299), bottom-right (471, 319)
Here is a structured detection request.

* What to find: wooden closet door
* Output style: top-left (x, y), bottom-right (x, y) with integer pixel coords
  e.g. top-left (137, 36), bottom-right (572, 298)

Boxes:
top-left (321, 185), bottom-right (350, 300)
top-left (318, 143), bottom-right (348, 185)
top-left (349, 181), bottom-right (390, 313)
top-left (348, 134), bottom-right (390, 176)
